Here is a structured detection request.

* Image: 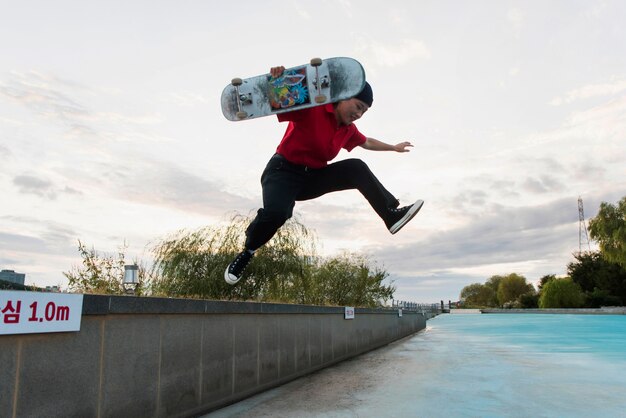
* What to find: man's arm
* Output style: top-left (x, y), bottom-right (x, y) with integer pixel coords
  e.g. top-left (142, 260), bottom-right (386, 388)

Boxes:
top-left (360, 137), bottom-right (413, 152)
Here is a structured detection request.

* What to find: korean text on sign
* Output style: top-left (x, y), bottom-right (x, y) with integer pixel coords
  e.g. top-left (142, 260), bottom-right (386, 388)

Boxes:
top-left (0, 291), bottom-right (83, 335)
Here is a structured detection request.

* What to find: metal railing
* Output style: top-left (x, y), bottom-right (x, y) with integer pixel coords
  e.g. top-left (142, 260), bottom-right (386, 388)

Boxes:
top-left (391, 300), bottom-right (443, 314)
top-left (391, 300), bottom-right (462, 314)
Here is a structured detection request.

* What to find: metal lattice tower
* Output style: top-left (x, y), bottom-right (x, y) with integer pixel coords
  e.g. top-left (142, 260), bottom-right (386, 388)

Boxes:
top-left (578, 196), bottom-right (591, 254)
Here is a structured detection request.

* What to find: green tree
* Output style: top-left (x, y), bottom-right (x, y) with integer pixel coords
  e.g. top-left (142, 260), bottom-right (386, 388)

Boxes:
top-left (308, 253), bottom-right (395, 307)
top-left (518, 292), bottom-right (539, 308)
top-left (538, 274), bottom-right (556, 291)
top-left (496, 273), bottom-right (534, 306)
top-left (459, 283), bottom-right (496, 308)
top-left (539, 278), bottom-right (585, 308)
top-left (485, 275), bottom-right (504, 306)
top-left (150, 214), bottom-right (315, 301)
top-left (150, 214), bottom-right (394, 306)
top-left (568, 251), bottom-right (626, 305)
top-left (64, 240), bottom-right (147, 295)
top-left (585, 288), bottom-right (622, 308)
top-left (588, 196), bottom-right (626, 267)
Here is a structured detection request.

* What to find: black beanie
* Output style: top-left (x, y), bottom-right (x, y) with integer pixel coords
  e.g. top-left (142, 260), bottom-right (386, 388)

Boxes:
top-left (354, 82), bottom-right (373, 107)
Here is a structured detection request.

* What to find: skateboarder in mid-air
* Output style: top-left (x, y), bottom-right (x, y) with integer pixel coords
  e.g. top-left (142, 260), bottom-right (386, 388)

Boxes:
top-left (225, 65), bottom-right (424, 285)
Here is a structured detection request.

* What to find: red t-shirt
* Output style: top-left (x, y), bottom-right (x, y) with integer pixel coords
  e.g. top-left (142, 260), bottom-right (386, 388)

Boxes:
top-left (276, 104), bottom-right (367, 168)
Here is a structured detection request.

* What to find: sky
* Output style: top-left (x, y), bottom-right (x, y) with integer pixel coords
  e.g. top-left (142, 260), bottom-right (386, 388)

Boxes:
top-left (1, 0), bottom-right (625, 302)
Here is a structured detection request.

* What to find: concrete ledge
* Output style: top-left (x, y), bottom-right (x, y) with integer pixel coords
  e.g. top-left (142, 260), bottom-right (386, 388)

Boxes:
top-left (449, 309), bottom-right (481, 314)
top-left (481, 307), bottom-right (626, 315)
top-left (2, 295), bottom-right (430, 418)
top-left (82, 295), bottom-right (409, 315)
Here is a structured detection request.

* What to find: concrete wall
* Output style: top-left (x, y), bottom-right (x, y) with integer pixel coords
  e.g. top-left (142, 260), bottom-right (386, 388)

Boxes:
top-left (1, 295), bottom-right (430, 418)
top-left (482, 307), bottom-right (626, 314)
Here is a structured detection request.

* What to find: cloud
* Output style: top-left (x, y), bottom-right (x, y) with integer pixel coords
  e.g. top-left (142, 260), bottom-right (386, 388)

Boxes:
top-left (566, 94), bottom-right (626, 132)
top-left (449, 189), bottom-right (491, 209)
top-left (90, 159), bottom-right (256, 216)
top-left (355, 37), bottom-right (431, 68)
top-left (0, 71), bottom-right (108, 149)
top-left (291, 0), bottom-right (311, 20)
top-left (521, 175), bottom-right (566, 194)
top-left (337, 0), bottom-right (353, 18)
top-left (0, 217), bottom-right (78, 258)
top-left (0, 71), bottom-right (89, 120)
top-left (368, 197), bottom-right (585, 277)
top-left (550, 79), bottom-right (626, 106)
top-left (0, 116), bottom-right (24, 127)
top-left (0, 216), bottom-right (83, 286)
top-left (12, 174), bottom-right (82, 200)
top-left (164, 91), bottom-right (209, 108)
top-left (296, 198), bottom-right (370, 240)
top-left (0, 71), bottom-right (164, 146)
top-left (13, 175), bottom-right (56, 199)
top-left (382, 189), bottom-right (625, 289)
top-left (507, 7), bottom-right (526, 36)
top-left (1, 70), bottom-right (253, 217)
top-left (391, 272), bottom-right (486, 302)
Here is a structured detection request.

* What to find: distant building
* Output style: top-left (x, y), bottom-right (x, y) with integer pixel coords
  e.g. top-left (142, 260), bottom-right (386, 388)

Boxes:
top-left (0, 269), bottom-right (26, 285)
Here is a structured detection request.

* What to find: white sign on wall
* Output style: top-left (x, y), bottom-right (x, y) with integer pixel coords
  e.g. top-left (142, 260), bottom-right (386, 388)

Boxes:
top-left (344, 306), bottom-right (355, 320)
top-left (0, 291), bottom-right (83, 335)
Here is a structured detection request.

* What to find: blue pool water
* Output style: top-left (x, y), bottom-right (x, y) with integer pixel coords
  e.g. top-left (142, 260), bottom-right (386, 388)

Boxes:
top-left (207, 314), bottom-right (626, 418)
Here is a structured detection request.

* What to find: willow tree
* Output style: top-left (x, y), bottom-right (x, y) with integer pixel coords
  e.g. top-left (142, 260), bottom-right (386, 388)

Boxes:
top-left (149, 213), bottom-right (395, 306)
top-left (150, 214), bottom-right (317, 301)
top-left (308, 253), bottom-right (395, 308)
top-left (538, 278), bottom-right (585, 308)
top-left (589, 196), bottom-right (626, 268)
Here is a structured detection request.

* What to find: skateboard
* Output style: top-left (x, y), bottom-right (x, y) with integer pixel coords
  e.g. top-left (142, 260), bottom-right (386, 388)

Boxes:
top-left (221, 57), bottom-right (365, 121)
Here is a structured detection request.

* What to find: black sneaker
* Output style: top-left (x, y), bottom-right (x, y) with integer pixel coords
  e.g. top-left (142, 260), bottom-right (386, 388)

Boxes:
top-left (224, 250), bottom-right (254, 285)
top-left (386, 199), bottom-right (424, 234)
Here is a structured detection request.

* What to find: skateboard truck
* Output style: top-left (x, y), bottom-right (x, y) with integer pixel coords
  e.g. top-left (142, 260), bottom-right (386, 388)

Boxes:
top-left (231, 78), bottom-right (248, 119)
top-left (310, 57), bottom-right (327, 104)
top-left (312, 75), bottom-right (329, 90)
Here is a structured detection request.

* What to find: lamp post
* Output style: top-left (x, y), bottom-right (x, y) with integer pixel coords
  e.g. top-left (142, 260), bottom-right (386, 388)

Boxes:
top-left (123, 264), bottom-right (139, 295)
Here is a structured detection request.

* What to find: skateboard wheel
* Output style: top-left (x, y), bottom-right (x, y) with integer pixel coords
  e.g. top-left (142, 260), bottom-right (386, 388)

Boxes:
top-left (231, 77), bottom-right (243, 86)
top-left (314, 95), bottom-right (327, 104)
top-left (310, 57), bottom-right (323, 67)
top-left (236, 111), bottom-right (248, 119)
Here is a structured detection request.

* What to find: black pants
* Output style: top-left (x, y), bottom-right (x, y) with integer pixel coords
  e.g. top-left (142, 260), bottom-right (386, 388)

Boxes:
top-left (244, 154), bottom-right (399, 250)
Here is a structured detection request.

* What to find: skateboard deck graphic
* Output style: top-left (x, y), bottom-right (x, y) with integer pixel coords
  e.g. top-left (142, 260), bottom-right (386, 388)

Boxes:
top-left (221, 57), bottom-right (365, 121)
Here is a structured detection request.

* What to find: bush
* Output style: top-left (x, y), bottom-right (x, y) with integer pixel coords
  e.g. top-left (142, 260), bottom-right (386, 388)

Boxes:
top-left (149, 214), bottom-right (394, 306)
top-left (459, 283), bottom-right (496, 308)
top-left (308, 253), bottom-right (394, 307)
top-left (518, 292), bottom-right (539, 309)
top-left (539, 278), bottom-right (585, 308)
top-left (568, 251), bottom-right (626, 305)
top-left (585, 288), bottom-right (622, 308)
top-left (150, 214), bottom-right (315, 301)
top-left (496, 274), bottom-right (535, 306)
top-left (64, 240), bottom-right (147, 295)
top-left (502, 300), bottom-right (522, 309)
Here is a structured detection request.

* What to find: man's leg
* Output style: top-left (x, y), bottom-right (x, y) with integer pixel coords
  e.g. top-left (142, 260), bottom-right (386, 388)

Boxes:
top-left (245, 156), bottom-right (305, 250)
top-left (298, 158), bottom-right (422, 234)
top-left (297, 158), bottom-right (398, 219)
top-left (226, 155), bottom-right (304, 284)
